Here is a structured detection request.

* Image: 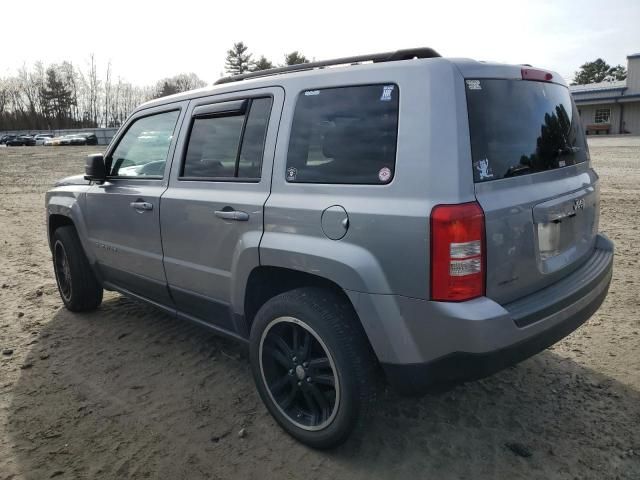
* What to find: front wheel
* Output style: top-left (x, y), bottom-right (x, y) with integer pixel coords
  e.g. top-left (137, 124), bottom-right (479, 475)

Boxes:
top-left (249, 287), bottom-right (377, 449)
top-left (52, 226), bottom-right (103, 312)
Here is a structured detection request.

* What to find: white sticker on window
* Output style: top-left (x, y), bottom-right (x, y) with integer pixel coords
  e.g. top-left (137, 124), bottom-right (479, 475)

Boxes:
top-left (475, 158), bottom-right (494, 180)
top-left (378, 167), bottom-right (392, 182)
top-left (466, 80), bottom-right (482, 90)
top-left (304, 90), bottom-right (320, 96)
top-left (286, 167), bottom-right (297, 181)
top-left (380, 85), bottom-right (394, 101)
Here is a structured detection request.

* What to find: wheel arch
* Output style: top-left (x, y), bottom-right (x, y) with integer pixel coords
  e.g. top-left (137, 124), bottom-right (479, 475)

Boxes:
top-left (244, 267), bottom-right (352, 329)
top-left (46, 190), bottom-right (97, 266)
top-left (48, 214), bottom-right (75, 249)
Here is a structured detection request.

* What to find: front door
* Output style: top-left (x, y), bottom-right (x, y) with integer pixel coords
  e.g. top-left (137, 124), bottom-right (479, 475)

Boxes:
top-left (160, 88), bottom-right (283, 334)
top-left (84, 105), bottom-right (186, 305)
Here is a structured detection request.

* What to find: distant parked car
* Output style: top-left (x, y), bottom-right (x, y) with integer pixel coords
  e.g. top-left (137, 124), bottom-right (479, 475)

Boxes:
top-left (6, 135), bottom-right (36, 146)
top-left (59, 133), bottom-right (99, 146)
top-left (44, 136), bottom-right (65, 146)
top-left (80, 133), bottom-right (98, 145)
top-left (70, 135), bottom-right (88, 146)
top-left (39, 133), bottom-right (99, 146)
top-left (34, 134), bottom-right (54, 146)
top-left (0, 134), bottom-right (18, 145)
top-left (59, 135), bottom-right (75, 146)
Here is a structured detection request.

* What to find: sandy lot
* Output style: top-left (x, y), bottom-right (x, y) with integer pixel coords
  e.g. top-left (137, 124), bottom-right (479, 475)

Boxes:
top-left (0, 139), bottom-right (639, 479)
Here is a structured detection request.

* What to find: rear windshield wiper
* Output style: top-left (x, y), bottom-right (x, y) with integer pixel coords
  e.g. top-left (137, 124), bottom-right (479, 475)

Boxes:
top-left (557, 146), bottom-right (581, 156)
top-left (504, 164), bottom-right (532, 178)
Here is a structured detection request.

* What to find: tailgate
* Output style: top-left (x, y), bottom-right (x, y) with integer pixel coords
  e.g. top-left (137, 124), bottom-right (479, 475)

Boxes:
top-left (465, 76), bottom-right (598, 305)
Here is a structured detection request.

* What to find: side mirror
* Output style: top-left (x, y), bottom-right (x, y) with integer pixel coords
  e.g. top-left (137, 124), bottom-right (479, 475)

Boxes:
top-left (85, 154), bottom-right (106, 183)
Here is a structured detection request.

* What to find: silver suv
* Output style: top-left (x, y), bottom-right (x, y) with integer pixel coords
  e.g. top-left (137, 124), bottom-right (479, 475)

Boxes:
top-left (45, 48), bottom-right (614, 448)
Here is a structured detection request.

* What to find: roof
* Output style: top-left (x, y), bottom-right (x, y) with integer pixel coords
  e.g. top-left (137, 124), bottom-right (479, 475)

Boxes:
top-left (569, 80), bottom-right (626, 94)
top-left (627, 53), bottom-right (640, 59)
top-left (138, 56), bottom-right (566, 112)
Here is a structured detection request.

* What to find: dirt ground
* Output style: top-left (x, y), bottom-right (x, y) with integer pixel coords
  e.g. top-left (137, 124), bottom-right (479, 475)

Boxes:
top-left (0, 139), bottom-right (638, 480)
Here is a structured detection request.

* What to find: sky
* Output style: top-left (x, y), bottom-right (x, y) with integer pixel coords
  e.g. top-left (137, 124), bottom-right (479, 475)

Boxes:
top-left (0, 0), bottom-right (638, 86)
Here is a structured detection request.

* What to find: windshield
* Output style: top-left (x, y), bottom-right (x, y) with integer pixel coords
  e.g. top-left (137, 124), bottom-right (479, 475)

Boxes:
top-left (465, 79), bottom-right (588, 183)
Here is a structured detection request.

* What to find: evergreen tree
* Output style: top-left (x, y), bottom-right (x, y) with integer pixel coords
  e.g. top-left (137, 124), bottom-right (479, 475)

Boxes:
top-left (40, 66), bottom-right (74, 127)
top-left (572, 58), bottom-right (627, 85)
top-left (225, 42), bottom-right (253, 75)
top-left (252, 56), bottom-right (274, 71)
top-left (283, 51), bottom-right (309, 66)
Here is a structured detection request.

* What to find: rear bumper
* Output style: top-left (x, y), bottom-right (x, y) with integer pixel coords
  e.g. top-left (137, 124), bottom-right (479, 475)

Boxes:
top-left (347, 234), bottom-right (613, 395)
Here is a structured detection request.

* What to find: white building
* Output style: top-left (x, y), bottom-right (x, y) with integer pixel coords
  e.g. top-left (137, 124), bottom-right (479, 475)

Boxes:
top-left (570, 53), bottom-right (640, 135)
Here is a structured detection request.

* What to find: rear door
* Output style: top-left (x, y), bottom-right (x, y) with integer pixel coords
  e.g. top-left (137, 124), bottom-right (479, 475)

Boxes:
top-left (84, 104), bottom-right (186, 305)
top-left (160, 87), bottom-right (283, 334)
top-left (465, 76), bottom-right (598, 304)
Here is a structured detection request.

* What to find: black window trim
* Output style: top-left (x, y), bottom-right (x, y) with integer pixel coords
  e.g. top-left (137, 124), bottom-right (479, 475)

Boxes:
top-left (105, 107), bottom-right (182, 181)
top-left (193, 99), bottom-right (248, 118)
top-left (285, 82), bottom-right (400, 186)
top-left (178, 95), bottom-right (273, 183)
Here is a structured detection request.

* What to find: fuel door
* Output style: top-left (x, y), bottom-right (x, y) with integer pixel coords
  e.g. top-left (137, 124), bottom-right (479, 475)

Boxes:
top-left (321, 205), bottom-right (349, 240)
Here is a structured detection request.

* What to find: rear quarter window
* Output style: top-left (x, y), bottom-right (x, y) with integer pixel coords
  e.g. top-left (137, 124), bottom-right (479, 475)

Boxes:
top-left (286, 84), bottom-right (399, 184)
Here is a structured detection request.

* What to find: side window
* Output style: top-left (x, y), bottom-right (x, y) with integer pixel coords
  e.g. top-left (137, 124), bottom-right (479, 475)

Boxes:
top-left (286, 84), bottom-right (399, 184)
top-left (183, 115), bottom-right (244, 178)
top-left (182, 97), bottom-right (273, 180)
top-left (109, 110), bottom-right (180, 177)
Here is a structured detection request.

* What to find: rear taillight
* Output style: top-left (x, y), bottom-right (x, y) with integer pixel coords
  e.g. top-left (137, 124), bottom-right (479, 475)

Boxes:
top-left (430, 202), bottom-right (485, 302)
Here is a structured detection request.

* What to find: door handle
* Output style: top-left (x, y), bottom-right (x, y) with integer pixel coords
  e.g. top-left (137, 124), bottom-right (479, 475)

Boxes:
top-left (130, 201), bottom-right (153, 211)
top-left (214, 209), bottom-right (249, 221)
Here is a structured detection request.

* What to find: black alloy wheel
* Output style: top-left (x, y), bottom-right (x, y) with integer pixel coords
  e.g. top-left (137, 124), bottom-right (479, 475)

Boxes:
top-left (53, 240), bottom-right (72, 302)
top-left (259, 316), bottom-right (339, 431)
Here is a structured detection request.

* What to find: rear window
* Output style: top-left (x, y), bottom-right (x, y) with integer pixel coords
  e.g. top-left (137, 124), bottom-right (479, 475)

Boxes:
top-left (286, 84), bottom-right (399, 184)
top-left (466, 79), bottom-right (587, 183)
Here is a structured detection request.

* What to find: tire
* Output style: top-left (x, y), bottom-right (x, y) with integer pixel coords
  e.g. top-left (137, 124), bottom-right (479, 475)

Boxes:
top-left (249, 287), bottom-right (377, 449)
top-left (52, 226), bottom-right (103, 312)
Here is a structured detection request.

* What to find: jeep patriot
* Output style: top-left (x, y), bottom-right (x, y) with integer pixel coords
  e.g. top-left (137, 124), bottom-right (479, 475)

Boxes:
top-left (45, 48), bottom-right (614, 448)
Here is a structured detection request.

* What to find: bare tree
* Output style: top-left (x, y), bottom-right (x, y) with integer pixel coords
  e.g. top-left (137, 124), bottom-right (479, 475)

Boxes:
top-left (108, 78), bottom-right (122, 128)
top-left (18, 65), bottom-right (41, 127)
top-left (32, 62), bottom-right (47, 124)
top-left (87, 54), bottom-right (100, 127)
top-left (103, 61), bottom-right (112, 128)
top-left (154, 73), bottom-right (206, 98)
top-left (7, 77), bottom-right (26, 120)
top-left (0, 79), bottom-right (9, 128)
top-left (60, 61), bottom-right (79, 128)
top-left (0, 47), bottom-right (327, 131)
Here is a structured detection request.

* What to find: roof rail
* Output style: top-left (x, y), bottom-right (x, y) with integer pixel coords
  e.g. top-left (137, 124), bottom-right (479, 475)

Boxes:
top-left (214, 47), bottom-right (441, 85)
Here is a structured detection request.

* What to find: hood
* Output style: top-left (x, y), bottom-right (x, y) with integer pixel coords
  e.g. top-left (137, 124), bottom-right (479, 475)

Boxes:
top-left (54, 174), bottom-right (90, 187)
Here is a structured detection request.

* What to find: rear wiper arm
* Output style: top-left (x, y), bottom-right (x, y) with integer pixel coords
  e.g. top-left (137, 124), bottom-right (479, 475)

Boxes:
top-left (504, 164), bottom-right (532, 178)
top-left (557, 145), bottom-right (581, 156)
